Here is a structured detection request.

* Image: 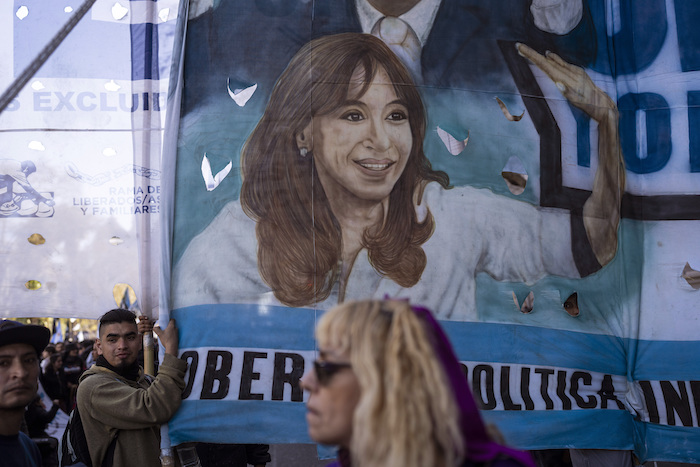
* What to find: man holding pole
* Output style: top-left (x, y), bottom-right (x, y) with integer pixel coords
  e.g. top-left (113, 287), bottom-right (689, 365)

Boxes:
top-left (77, 309), bottom-right (186, 467)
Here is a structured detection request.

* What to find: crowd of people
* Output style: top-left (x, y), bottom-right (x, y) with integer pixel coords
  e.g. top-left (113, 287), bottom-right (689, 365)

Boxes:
top-left (1, 312), bottom-right (272, 467)
top-left (2, 297), bottom-right (649, 467)
top-left (1, 302), bottom-right (553, 467)
top-left (38, 339), bottom-right (94, 415)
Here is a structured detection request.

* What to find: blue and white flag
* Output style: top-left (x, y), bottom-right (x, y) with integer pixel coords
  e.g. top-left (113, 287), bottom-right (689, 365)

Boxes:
top-left (163, 1), bottom-right (700, 463)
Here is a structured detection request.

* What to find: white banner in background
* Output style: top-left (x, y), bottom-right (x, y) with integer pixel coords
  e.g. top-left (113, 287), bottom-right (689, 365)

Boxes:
top-left (0, 0), bottom-right (179, 318)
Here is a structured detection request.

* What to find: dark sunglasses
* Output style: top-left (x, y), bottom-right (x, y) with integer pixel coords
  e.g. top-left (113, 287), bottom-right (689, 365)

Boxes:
top-left (313, 360), bottom-right (352, 386)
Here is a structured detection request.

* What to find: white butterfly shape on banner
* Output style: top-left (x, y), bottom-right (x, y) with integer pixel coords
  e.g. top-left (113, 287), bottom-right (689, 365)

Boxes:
top-left (201, 153), bottom-right (233, 191)
top-left (227, 80), bottom-right (257, 107)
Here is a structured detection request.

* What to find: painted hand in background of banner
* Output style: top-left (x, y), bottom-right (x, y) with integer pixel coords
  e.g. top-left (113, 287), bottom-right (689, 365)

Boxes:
top-left (517, 42), bottom-right (625, 267)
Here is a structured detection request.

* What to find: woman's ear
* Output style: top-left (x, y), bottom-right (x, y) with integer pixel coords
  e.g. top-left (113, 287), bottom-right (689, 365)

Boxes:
top-left (295, 123), bottom-right (313, 152)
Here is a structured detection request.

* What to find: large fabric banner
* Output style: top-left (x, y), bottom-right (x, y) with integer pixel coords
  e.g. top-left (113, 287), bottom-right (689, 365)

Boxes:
top-left (165, 0), bottom-right (700, 462)
top-left (0, 0), bottom-right (179, 318)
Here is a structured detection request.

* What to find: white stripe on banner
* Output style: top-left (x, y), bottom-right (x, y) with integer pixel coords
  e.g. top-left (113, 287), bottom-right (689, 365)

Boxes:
top-left (637, 380), bottom-right (700, 428)
top-left (462, 361), bottom-right (629, 412)
top-left (91, 0), bottom-right (179, 25)
top-left (177, 344), bottom-right (631, 413)
top-left (180, 347), bottom-right (315, 403)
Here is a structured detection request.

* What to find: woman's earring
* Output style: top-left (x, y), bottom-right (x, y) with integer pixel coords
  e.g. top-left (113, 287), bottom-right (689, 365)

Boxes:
top-left (299, 148), bottom-right (309, 158)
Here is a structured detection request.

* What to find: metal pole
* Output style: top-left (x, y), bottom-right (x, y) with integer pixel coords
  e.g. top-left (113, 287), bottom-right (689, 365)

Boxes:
top-left (0, 0), bottom-right (98, 114)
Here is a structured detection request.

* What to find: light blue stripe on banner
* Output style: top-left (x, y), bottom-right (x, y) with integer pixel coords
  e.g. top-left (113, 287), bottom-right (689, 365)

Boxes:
top-left (174, 305), bottom-right (700, 381)
top-left (168, 400), bottom-right (312, 445)
top-left (633, 420), bottom-right (700, 463)
top-left (633, 340), bottom-right (700, 380)
top-left (168, 399), bottom-right (638, 451)
top-left (168, 304), bottom-right (700, 461)
top-left (173, 304), bottom-right (318, 350)
top-left (482, 409), bottom-right (635, 450)
top-left (442, 322), bottom-right (629, 375)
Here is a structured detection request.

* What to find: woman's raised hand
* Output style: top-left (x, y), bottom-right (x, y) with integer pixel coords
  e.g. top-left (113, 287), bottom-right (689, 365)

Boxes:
top-left (516, 42), bottom-right (616, 123)
top-left (516, 42), bottom-right (625, 267)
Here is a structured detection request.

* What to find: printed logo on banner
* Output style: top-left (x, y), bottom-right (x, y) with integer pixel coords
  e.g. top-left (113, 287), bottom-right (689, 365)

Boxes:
top-left (67, 162), bottom-right (162, 217)
top-left (66, 162), bottom-right (160, 185)
top-left (0, 159), bottom-right (54, 218)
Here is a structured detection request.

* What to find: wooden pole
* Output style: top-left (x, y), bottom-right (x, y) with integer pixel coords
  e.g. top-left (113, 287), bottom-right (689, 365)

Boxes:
top-left (143, 330), bottom-right (155, 376)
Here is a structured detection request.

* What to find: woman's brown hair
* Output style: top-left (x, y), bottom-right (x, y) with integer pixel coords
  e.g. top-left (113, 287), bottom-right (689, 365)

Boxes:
top-left (240, 33), bottom-right (450, 307)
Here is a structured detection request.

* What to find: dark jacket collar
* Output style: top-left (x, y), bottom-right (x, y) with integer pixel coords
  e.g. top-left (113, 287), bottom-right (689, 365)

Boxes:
top-left (95, 355), bottom-right (140, 381)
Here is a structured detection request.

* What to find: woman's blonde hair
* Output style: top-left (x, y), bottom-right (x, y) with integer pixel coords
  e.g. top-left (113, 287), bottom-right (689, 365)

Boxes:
top-left (316, 300), bottom-right (464, 467)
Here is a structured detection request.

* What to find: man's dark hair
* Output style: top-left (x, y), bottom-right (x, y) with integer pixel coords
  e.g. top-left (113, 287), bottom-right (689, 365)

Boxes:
top-left (98, 308), bottom-right (137, 337)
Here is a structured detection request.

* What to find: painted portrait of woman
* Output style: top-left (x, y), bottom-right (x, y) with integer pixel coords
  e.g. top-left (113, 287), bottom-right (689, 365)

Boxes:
top-left (172, 33), bottom-right (624, 320)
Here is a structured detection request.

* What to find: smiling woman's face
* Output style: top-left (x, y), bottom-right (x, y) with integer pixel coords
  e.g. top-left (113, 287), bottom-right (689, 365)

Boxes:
top-left (303, 66), bottom-right (413, 207)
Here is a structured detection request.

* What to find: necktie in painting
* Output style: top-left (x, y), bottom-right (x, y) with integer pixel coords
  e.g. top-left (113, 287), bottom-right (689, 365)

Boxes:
top-left (371, 16), bottom-right (423, 84)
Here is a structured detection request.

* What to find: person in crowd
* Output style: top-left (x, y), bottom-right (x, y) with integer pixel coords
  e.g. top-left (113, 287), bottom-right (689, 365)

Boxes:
top-left (77, 309), bottom-right (186, 467)
top-left (530, 449), bottom-right (573, 467)
top-left (196, 443), bottom-right (270, 467)
top-left (61, 342), bottom-right (85, 410)
top-left (25, 395), bottom-right (61, 467)
top-left (79, 339), bottom-right (95, 368)
top-left (39, 344), bottom-right (54, 373)
top-left (40, 353), bottom-right (67, 412)
top-left (25, 395), bottom-right (61, 437)
top-left (300, 299), bottom-right (535, 467)
top-left (54, 342), bottom-right (64, 354)
top-left (0, 319), bottom-right (51, 467)
top-left (86, 344), bottom-right (98, 369)
top-left (568, 448), bottom-right (634, 467)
